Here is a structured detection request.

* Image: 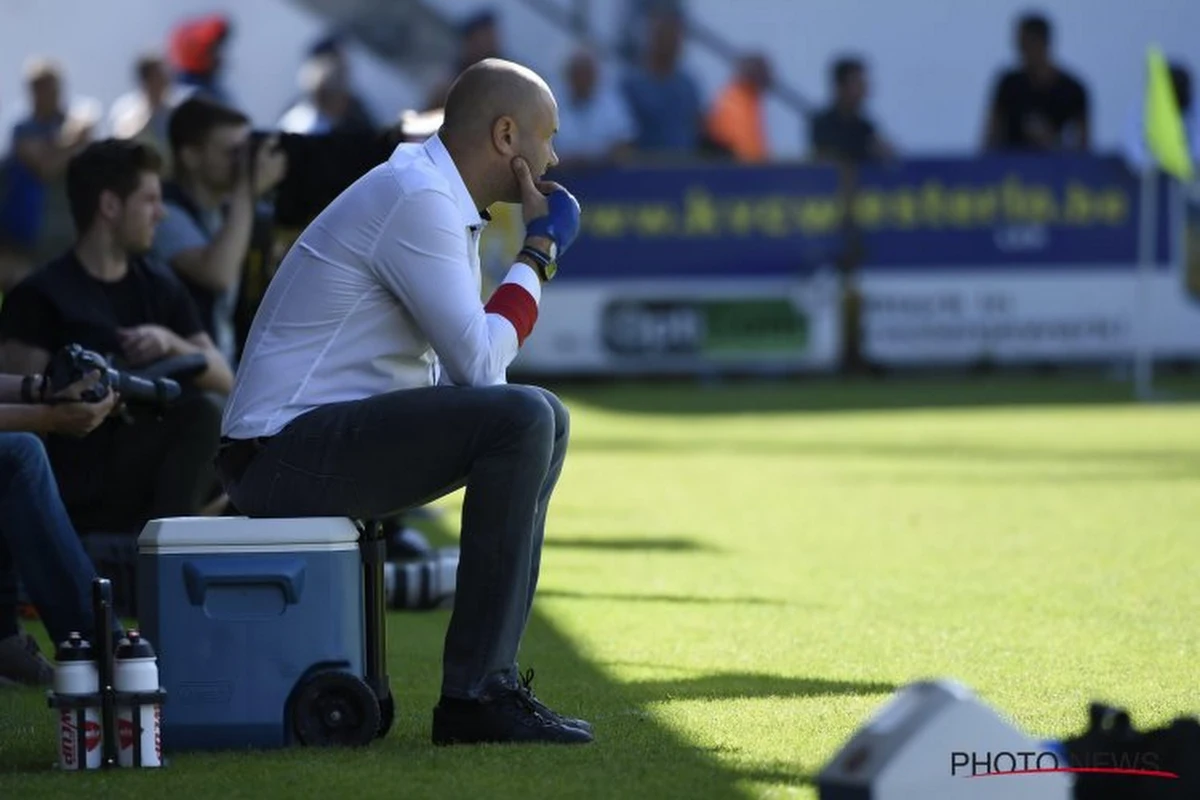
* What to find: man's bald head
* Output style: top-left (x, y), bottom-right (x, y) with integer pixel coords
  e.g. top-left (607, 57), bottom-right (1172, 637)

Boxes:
top-left (443, 58), bottom-right (555, 142)
top-left (440, 58), bottom-right (560, 205)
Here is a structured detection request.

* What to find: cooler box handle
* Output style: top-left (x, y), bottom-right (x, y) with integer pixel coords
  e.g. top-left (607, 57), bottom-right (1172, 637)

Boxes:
top-left (182, 558), bottom-right (307, 606)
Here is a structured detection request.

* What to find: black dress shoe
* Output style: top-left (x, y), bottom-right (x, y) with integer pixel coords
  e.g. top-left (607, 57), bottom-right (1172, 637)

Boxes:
top-left (518, 669), bottom-right (593, 735)
top-left (432, 687), bottom-right (595, 746)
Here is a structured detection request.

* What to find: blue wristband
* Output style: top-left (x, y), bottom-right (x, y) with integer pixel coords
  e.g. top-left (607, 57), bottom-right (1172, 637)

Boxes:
top-left (526, 188), bottom-right (581, 256)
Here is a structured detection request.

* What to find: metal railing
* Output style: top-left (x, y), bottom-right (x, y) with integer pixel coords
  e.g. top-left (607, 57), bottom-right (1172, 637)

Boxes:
top-left (289, 0), bottom-right (458, 82)
top-left (684, 13), bottom-right (815, 121)
top-left (513, 0), bottom-right (816, 126)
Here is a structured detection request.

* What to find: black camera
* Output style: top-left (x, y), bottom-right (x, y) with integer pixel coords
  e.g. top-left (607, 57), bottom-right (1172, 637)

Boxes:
top-left (44, 344), bottom-right (190, 407)
top-left (257, 124), bottom-right (420, 229)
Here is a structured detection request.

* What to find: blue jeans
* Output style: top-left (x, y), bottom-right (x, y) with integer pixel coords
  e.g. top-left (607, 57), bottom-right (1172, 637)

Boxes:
top-left (217, 384), bottom-right (570, 699)
top-left (0, 432), bottom-right (112, 645)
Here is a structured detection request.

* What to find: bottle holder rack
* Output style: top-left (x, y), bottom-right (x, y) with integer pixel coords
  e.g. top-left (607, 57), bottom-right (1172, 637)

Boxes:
top-left (47, 689), bottom-right (169, 769)
top-left (47, 578), bottom-right (169, 770)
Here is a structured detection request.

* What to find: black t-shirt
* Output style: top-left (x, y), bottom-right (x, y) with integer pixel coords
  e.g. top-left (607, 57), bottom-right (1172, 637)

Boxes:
top-left (991, 68), bottom-right (1089, 150)
top-left (0, 251), bottom-right (208, 531)
top-left (810, 108), bottom-right (878, 163)
top-left (0, 249), bottom-right (204, 364)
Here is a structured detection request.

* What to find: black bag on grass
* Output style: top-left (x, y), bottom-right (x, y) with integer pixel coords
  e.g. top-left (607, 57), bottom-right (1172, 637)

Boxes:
top-left (1065, 703), bottom-right (1200, 800)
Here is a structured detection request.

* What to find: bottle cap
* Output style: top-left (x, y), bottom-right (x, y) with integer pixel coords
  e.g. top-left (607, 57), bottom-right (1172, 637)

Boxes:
top-left (114, 630), bottom-right (156, 660)
top-left (55, 631), bottom-right (94, 662)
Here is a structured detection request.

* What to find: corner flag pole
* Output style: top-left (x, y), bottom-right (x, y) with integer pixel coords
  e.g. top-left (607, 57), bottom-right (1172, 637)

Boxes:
top-left (1137, 45), bottom-right (1196, 400)
top-left (1134, 165), bottom-right (1156, 401)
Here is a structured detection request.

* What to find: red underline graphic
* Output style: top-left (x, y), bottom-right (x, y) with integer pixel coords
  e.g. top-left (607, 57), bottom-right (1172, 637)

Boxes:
top-left (968, 768), bottom-right (1180, 779)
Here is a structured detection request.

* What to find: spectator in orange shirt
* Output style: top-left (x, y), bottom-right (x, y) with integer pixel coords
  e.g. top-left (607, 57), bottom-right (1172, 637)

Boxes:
top-left (705, 54), bottom-right (772, 162)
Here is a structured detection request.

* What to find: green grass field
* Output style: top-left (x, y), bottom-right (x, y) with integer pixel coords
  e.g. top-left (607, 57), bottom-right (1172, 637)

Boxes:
top-left (2, 376), bottom-right (1199, 799)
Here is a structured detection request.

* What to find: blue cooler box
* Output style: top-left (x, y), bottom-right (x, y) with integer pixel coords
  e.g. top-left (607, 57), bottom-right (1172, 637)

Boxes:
top-left (137, 517), bottom-right (364, 751)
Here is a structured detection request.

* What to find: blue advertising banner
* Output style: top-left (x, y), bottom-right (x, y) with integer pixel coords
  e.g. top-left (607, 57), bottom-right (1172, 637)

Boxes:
top-left (550, 154), bottom-right (1173, 280)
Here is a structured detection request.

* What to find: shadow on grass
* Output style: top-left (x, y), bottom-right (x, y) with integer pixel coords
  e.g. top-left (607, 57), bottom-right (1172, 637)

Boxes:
top-left (0, 513), bottom-right (833, 799)
top-left (850, 467), bottom-right (1200, 486)
top-left (415, 522), bottom-right (720, 558)
top-left (621, 673), bottom-right (898, 704)
top-left (543, 373), bottom-right (1200, 417)
top-left (570, 437), bottom-right (1200, 473)
top-left (734, 765), bottom-right (817, 789)
top-left (545, 535), bottom-right (719, 553)
top-left (539, 588), bottom-right (788, 607)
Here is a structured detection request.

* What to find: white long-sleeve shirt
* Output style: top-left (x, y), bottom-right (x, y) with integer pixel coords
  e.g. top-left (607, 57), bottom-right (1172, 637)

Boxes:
top-left (221, 133), bottom-right (542, 440)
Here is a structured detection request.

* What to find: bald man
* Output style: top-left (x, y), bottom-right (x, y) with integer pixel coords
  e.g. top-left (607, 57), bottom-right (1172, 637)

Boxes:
top-left (217, 59), bottom-right (590, 745)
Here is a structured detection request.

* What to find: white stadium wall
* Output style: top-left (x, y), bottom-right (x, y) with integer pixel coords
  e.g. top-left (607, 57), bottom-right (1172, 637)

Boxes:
top-left (0, 0), bottom-right (423, 149)
top-left (668, 0), bottom-right (1200, 159)
top-left (1, 0), bottom-right (1196, 159)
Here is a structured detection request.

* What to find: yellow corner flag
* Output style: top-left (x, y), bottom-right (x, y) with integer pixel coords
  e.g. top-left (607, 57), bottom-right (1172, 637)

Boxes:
top-left (1145, 45), bottom-right (1194, 181)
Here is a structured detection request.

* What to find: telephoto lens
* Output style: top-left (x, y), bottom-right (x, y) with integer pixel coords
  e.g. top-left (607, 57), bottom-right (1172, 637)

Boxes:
top-left (112, 371), bottom-right (182, 406)
top-left (383, 550), bottom-right (459, 610)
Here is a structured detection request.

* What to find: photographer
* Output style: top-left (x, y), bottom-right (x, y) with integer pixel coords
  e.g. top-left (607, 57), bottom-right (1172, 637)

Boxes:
top-left (0, 370), bottom-right (123, 687)
top-left (0, 139), bottom-right (232, 536)
top-left (150, 97), bottom-right (287, 366)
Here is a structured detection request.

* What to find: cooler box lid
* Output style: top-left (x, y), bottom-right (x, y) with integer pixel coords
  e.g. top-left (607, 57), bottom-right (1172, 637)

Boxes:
top-left (138, 517), bottom-right (361, 555)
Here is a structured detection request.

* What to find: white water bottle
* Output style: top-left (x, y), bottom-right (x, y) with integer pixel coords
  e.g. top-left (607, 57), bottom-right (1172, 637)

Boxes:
top-left (113, 631), bottom-right (162, 768)
top-left (53, 632), bottom-right (102, 771)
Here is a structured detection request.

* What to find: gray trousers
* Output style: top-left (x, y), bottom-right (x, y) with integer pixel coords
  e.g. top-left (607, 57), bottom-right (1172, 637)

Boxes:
top-left (218, 384), bottom-right (569, 699)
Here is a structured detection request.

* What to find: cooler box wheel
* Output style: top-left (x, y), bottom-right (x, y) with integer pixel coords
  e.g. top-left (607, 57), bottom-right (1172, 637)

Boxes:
top-left (377, 691), bottom-right (395, 739)
top-left (291, 671), bottom-right (381, 747)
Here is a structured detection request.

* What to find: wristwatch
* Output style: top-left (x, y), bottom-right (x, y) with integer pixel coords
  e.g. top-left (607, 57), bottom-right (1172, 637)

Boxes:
top-left (519, 243), bottom-right (558, 282)
top-left (21, 374), bottom-right (45, 404)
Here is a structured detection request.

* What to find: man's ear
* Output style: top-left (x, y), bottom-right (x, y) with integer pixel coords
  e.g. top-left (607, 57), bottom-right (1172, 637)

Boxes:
top-left (98, 189), bottom-right (122, 222)
top-left (176, 144), bottom-right (201, 176)
top-left (491, 115), bottom-right (518, 157)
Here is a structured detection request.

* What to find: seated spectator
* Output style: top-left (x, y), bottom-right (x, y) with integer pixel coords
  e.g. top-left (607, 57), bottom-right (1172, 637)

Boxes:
top-left (0, 371), bottom-right (124, 686)
top-left (109, 53), bottom-right (188, 176)
top-left (150, 97), bottom-right (287, 366)
top-left (0, 85), bottom-right (28, 292)
top-left (617, 0), bottom-right (688, 62)
top-left (168, 13), bottom-right (237, 108)
top-left (706, 54), bottom-right (773, 163)
top-left (553, 47), bottom-right (636, 167)
top-left (424, 8), bottom-right (506, 111)
top-left (620, 9), bottom-right (706, 158)
top-left (983, 12), bottom-right (1089, 152)
top-left (278, 53), bottom-right (375, 136)
top-left (0, 58), bottom-right (95, 282)
top-left (311, 34), bottom-right (378, 127)
top-left (810, 56), bottom-right (894, 165)
top-left (0, 139), bottom-right (233, 536)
